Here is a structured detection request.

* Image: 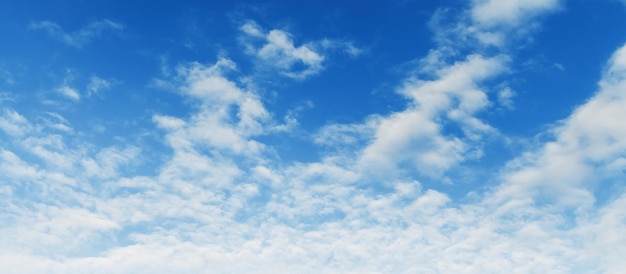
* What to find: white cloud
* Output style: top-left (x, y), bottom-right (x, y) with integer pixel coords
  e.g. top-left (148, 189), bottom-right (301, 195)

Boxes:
top-left (82, 146), bottom-right (140, 179)
top-left (240, 21), bottom-right (361, 80)
top-left (153, 115), bottom-right (185, 130)
top-left (471, 0), bottom-right (560, 28)
top-left (575, 191), bottom-right (626, 273)
top-left (3, 44), bottom-right (626, 273)
top-left (241, 22), bottom-right (324, 79)
top-left (55, 85), bottom-right (80, 101)
top-left (41, 112), bottom-right (73, 132)
top-left (347, 0), bottom-right (562, 180)
top-left (497, 87), bottom-right (516, 110)
top-left (87, 76), bottom-right (115, 96)
top-left (493, 43), bottom-right (626, 208)
top-left (0, 149), bottom-right (40, 180)
top-left (30, 19), bottom-right (124, 48)
top-left (314, 117), bottom-right (379, 147)
top-left (240, 21), bottom-right (264, 38)
top-left (320, 38), bottom-right (364, 57)
top-left (430, 0), bottom-right (561, 48)
top-left (3, 3), bottom-right (626, 274)
top-left (154, 58), bottom-right (271, 155)
top-left (0, 109), bottom-right (32, 136)
top-left (358, 54), bottom-right (505, 178)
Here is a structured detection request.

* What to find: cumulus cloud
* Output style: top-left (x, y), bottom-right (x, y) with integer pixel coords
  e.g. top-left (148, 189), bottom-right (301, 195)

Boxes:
top-left (153, 58), bottom-right (272, 155)
top-left (353, 54), bottom-right (507, 179)
top-left (494, 43), bottom-right (626, 207)
top-left (240, 22), bottom-right (324, 79)
top-left (2, 2), bottom-right (626, 274)
top-left (240, 21), bottom-right (361, 80)
top-left (30, 19), bottom-right (124, 48)
top-left (2, 49), bottom-right (626, 274)
top-left (347, 0), bottom-right (560, 180)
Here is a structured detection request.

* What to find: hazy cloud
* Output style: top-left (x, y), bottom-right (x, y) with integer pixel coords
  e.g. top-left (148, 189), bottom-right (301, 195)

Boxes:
top-left (30, 19), bottom-right (124, 48)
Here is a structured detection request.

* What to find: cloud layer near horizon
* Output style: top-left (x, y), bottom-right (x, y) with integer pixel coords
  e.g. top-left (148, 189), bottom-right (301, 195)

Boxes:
top-left (1, 0), bottom-right (626, 273)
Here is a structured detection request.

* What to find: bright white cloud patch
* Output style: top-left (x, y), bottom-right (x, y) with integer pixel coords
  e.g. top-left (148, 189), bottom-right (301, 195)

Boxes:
top-left (1, 1), bottom-right (626, 273)
top-left (239, 21), bottom-right (360, 80)
top-left (155, 58), bottom-right (271, 155)
top-left (471, 0), bottom-right (560, 27)
top-left (240, 22), bottom-right (325, 79)
top-left (493, 43), bottom-right (626, 207)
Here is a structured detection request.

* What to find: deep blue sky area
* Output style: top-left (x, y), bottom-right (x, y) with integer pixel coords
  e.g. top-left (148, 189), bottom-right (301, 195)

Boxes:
top-left (2, 1), bottom-right (626, 272)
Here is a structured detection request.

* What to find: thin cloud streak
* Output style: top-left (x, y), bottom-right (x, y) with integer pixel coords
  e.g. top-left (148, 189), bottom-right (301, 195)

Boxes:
top-left (30, 19), bottom-right (124, 48)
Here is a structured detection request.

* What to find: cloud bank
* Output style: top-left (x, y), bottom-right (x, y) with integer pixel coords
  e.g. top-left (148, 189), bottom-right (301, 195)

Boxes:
top-left (2, 1), bottom-right (626, 273)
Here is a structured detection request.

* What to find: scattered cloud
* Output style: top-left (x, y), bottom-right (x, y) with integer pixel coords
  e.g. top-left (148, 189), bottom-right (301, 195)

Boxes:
top-left (470, 0), bottom-right (561, 28)
top-left (55, 85), bottom-right (80, 101)
top-left (493, 42), bottom-right (626, 207)
top-left (41, 112), bottom-right (73, 132)
top-left (154, 58), bottom-right (272, 155)
top-left (320, 38), bottom-right (364, 57)
top-left (87, 76), bottom-right (116, 97)
top-left (30, 19), bottom-right (124, 48)
top-left (497, 86), bottom-right (516, 110)
top-left (240, 22), bottom-right (324, 79)
top-left (240, 21), bottom-right (362, 80)
top-left (1, 1), bottom-right (626, 273)
top-left (314, 117), bottom-right (379, 147)
top-left (0, 109), bottom-right (32, 137)
top-left (430, 0), bottom-right (562, 48)
top-left (2, 44), bottom-right (626, 273)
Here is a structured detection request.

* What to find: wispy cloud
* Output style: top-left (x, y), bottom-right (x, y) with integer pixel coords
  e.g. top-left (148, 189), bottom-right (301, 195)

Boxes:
top-left (0, 67), bottom-right (15, 85)
top-left (430, 0), bottom-right (561, 48)
top-left (55, 85), bottom-right (80, 101)
top-left (86, 76), bottom-right (116, 97)
top-left (497, 86), bottom-right (516, 110)
top-left (0, 109), bottom-right (31, 137)
top-left (41, 112), bottom-right (73, 132)
top-left (30, 19), bottom-right (124, 48)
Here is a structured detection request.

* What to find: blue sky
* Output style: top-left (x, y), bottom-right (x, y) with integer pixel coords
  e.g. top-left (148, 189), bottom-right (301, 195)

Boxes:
top-left (2, 0), bottom-right (626, 273)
